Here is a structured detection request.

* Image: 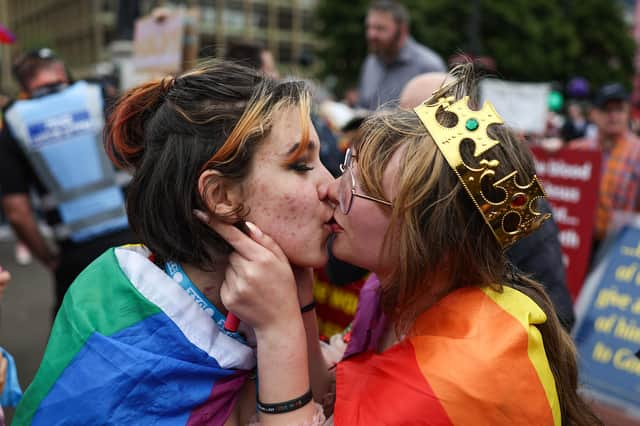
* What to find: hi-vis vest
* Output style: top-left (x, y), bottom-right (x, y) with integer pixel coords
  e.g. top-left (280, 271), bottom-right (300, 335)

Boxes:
top-left (5, 81), bottom-right (129, 243)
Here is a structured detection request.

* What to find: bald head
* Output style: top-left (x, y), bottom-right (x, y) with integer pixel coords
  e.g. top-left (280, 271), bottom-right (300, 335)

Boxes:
top-left (399, 72), bottom-right (452, 109)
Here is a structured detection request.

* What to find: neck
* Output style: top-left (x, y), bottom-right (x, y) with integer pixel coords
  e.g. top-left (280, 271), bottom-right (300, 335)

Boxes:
top-left (182, 261), bottom-right (228, 315)
top-left (378, 51), bottom-right (397, 65)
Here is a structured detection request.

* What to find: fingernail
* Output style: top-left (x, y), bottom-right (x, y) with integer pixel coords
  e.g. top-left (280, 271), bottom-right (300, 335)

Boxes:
top-left (245, 221), bottom-right (262, 237)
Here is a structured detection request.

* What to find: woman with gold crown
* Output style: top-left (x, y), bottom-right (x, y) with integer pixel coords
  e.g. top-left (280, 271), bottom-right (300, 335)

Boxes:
top-left (212, 65), bottom-right (602, 425)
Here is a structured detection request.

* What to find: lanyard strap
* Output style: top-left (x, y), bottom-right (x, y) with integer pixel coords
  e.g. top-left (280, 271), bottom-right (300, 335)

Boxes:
top-left (164, 260), bottom-right (246, 343)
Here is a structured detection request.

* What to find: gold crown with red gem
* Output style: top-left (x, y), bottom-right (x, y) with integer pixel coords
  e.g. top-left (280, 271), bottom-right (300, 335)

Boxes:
top-left (414, 95), bottom-right (550, 248)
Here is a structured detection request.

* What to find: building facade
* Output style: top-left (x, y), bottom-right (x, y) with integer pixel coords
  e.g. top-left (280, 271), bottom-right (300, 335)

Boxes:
top-left (1, 0), bottom-right (318, 93)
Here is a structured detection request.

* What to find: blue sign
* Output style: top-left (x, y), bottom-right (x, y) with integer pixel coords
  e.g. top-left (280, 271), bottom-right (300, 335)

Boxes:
top-left (28, 110), bottom-right (93, 147)
top-left (573, 225), bottom-right (640, 413)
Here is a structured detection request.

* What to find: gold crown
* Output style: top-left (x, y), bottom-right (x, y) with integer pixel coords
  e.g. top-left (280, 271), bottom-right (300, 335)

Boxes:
top-left (414, 95), bottom-right (550, 247)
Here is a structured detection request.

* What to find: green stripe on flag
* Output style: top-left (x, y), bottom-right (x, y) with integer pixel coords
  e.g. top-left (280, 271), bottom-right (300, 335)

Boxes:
top-left (13, 248), bottom-right (162, 425)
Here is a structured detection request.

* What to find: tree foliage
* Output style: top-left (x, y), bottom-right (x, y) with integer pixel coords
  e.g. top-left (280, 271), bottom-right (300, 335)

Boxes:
top-left (315, 0), bottom-right (635, 96)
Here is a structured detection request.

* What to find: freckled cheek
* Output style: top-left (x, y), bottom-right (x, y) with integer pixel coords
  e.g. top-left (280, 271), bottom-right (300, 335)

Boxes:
top-left (251, 193), bottom-right (313, 243)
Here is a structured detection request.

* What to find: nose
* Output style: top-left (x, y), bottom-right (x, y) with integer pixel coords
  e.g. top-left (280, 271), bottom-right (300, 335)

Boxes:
top-left (316, 161), bottom-right (335, 201)
top-left (366, 24), bottom-right (377, 40)
top-left (321, 175), bottom-right (341, 208)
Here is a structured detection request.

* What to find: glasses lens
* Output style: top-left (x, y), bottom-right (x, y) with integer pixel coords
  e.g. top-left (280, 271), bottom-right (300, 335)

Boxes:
top-left (338, 168), bottom-right (353, 214)
top-left (340, 149), bottom-right (352, 173)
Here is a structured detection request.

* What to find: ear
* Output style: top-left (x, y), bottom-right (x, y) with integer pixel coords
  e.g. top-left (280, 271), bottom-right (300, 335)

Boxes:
top-left (197, 169), bottom-right (243, 220)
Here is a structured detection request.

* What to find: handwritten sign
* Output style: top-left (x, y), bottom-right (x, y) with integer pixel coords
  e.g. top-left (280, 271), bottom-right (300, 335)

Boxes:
top-left (480, 79), bottom-right (550, 133)
top-left (531, 147), bottom-right (602, 298)
top-left (133, 9), bottom-right (185, 74)
top-left (573, 225), bottom-right (640, 414)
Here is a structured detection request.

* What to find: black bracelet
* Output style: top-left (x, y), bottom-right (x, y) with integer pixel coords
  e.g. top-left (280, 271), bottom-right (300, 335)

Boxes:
top-left (300, 300), bottom-right (316, 313)
top-left (257, 389), bottom-right (313, 414)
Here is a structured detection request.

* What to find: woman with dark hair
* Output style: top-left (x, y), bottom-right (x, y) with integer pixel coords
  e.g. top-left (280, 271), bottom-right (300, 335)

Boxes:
top-left (218, 66), bottom-right (602, 425)
top-left (14, 61), bottom-right (334, 425)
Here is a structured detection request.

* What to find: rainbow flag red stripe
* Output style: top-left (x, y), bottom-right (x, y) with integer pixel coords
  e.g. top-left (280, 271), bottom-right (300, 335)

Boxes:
top-left (335, 286), bottom-right (560, 425)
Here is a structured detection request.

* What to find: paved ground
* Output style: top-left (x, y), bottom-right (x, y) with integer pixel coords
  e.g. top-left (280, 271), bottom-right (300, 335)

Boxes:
top-left (0, 239), bottom-right (54, 423)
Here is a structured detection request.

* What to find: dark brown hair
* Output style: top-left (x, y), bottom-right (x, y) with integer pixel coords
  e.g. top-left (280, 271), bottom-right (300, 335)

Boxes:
top-left (355, 65), bottom-right (602, 425)
top-left (368, 0), bottom-right (410, 25)
top-left (12, 48), bottom-right (66, 91)
top-left (104, 61), bottom-right (311, 268)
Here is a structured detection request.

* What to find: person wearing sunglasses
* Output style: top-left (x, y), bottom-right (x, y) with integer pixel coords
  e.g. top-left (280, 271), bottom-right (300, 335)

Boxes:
top-left (213, 65), bottom-right (602, 425)
top-left (0, 48), bottom-right (135, 318)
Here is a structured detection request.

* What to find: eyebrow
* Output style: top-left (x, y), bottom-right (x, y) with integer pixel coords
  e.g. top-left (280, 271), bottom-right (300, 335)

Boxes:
top-left (285, 140), bottom-right (317, 156)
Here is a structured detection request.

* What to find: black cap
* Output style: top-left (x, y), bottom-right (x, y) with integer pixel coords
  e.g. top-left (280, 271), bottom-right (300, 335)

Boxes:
top-left (594, 83), bottom-right (629, 108)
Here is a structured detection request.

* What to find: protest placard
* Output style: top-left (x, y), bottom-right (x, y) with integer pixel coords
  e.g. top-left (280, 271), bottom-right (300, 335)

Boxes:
top-left (133, 9), bottom-right (185, 75)
top-left (480, 79), bottom-right (550, 134)
top-left (531, 147), bottom-right (602, 298)
top-left (313, 268), bottom-right (365, 338)
top-left (573, 224), bottom-right (640, 417)
top-left (132, 7), bottom-right (200, 75)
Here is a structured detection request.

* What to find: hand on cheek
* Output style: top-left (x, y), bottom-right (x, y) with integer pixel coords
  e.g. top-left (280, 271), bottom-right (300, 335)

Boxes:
top-left (193, 210), bottom-right (303, 334)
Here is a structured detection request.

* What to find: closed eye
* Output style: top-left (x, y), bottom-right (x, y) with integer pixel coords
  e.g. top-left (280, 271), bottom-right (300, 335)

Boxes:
top-left (288, 162), bottom-right (315, 172)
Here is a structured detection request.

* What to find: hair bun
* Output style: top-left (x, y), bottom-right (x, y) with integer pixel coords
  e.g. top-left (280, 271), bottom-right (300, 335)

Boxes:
top-left (104, 79), bottom-right (169, 169)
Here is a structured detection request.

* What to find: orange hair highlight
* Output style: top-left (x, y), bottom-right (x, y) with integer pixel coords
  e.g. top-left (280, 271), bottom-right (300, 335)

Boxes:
top-left (105, 77), bottom-right (173, 169)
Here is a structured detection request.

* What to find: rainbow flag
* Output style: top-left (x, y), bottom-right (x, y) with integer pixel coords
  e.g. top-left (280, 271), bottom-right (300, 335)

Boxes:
top-left (335, 285), bottom-right (561, 425)
top-left (14, 246), bottom-right (255, 425)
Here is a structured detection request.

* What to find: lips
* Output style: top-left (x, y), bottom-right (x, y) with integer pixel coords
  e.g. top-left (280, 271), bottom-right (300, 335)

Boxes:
top-left (327, 216), bottom-right (344, 233)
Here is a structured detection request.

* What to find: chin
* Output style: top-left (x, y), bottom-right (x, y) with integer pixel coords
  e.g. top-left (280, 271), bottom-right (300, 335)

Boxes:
top-left (330, 244), bottom-right (354, 266)
top-left (331, 243), bottom-right (371, 271)
top-left (290, 253), bottom-right (328, 269)
top-left (288, 243), bottom-right (330, 269)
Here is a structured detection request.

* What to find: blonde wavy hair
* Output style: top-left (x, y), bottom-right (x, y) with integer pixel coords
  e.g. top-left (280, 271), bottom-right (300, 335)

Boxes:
top-left (355, 64), bottom-right (602, 426)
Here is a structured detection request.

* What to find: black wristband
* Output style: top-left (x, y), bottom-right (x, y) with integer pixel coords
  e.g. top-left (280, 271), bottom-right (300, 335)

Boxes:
top-left (257, 389), bottom-right (313, 414)
top-left (300, 300), bottom-right (316, 313)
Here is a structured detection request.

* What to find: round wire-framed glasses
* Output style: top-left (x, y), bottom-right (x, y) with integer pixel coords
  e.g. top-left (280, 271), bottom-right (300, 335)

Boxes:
top-left (338, 148), bottom-right (392, 214)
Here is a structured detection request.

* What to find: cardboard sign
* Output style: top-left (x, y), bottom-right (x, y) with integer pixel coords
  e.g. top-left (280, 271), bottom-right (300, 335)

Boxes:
top-left (133, 9), bottom-right (185, 74)
top-left (480, 79), bottom-right (550, 133)
top-left (573, 225), bottom-right (640, 416)
top-left (531, 147), bottom-right (602, 298)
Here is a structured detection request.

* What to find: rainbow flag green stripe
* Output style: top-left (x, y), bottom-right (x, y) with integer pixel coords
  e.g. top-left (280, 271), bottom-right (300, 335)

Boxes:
top-left (15, 248), bottom-right (161, 424)
top-left (14, 246), bottom-right (255, 425)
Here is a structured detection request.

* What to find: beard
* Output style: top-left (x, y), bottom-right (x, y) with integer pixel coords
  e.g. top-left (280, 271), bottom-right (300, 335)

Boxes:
top-left (368, 27), bottom-right (403, 62)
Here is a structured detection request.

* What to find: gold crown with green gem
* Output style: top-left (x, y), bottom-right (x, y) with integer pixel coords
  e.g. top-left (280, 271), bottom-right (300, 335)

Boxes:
top-left (414, 95), bottom-right (551, 248)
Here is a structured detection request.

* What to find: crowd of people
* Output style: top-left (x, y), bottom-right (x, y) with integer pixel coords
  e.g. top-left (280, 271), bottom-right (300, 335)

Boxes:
top-left (0, 0), bottom-right (638, 424)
